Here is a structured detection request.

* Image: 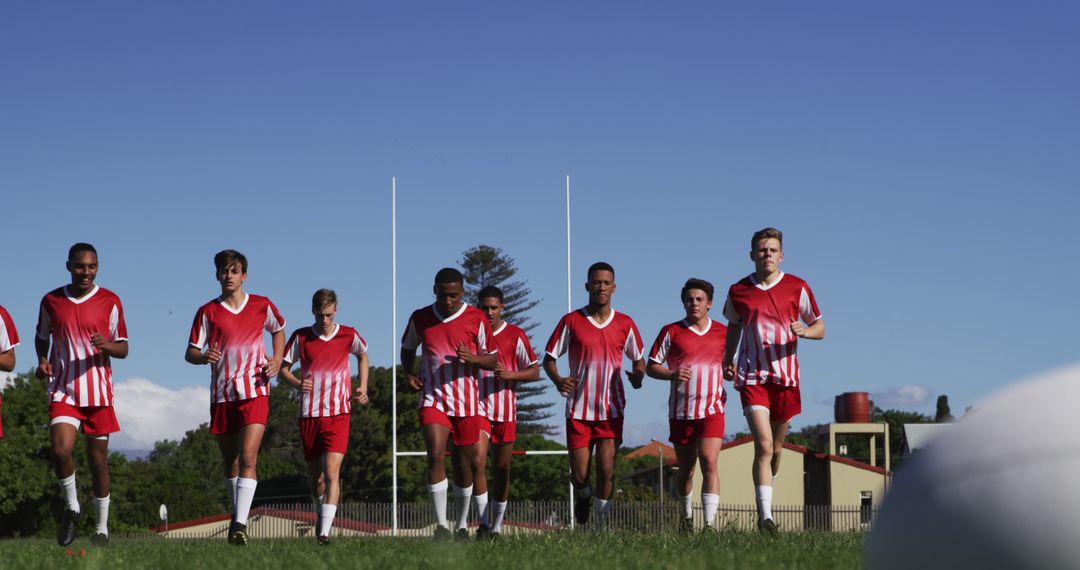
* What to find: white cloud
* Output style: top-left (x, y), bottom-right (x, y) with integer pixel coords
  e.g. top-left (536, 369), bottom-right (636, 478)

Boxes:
top-left (871, 385), bottom-right (934, 409)
top-left (111, 378), bottom-right (210, 450)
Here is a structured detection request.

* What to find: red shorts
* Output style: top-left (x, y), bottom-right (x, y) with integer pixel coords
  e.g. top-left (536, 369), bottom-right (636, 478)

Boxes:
top-left (566, 417), bottom-right (624, 450)
top-left (739, 384), bottom-right (801, 424)
top-left (477, 416), bottom-right (517, 445)
top-left (299, 414), bottom-right (350, 460)
top-left (210, 396), bottom-right (269, 435)
top-left (669, 413), bottom-right (725, 446)
top-left (420, 407), bottom-right (480, 447)
top-left (48, 402), bottom-right (120, 436)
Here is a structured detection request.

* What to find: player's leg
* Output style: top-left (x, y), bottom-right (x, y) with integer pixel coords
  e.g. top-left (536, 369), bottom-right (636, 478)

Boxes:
top-left (697, 436), bottom-right (723, 530)
top-left (746, 408), bottom-right (777, 530)
top-left (422, 421), bottom-right (452, 538)
top-left (489, 440), bottom-right (513, 536)
top-left (449, 418), bottom-right (477, 539)
top-left (769, 420), bottom-right (789, 482)
top-left (230, 422), bottom-right (266, 544)
top-left (305, 455), bottom-right (324, 535)
top-left (472, 429), bottom-right (491, 535)
top-left (86, 435), bottom-right (112, 542)
top-left (50, 420), bottom-right (81, 546)
top-left (593, 438), bottom-right (617, 523)
top-left (567, 418), bottom-right (595, 525)
top-left (673, 441), bottom-right (698, 531)
top-left (319, 452), bottom-right (344, 541)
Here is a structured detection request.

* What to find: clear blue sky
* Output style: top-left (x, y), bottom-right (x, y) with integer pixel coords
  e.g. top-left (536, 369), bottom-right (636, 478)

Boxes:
top-left (2, 2), bottom-right (1078, 448)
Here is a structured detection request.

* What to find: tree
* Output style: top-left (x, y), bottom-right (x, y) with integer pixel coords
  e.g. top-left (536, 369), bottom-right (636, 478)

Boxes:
top-left (935, 395), bottom-right (954, 423)
top-left (459, 244), bottom-right (556, 436)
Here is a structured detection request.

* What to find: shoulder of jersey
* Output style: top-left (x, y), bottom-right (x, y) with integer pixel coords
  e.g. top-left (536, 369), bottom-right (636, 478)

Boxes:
top-left (337, 324), bottom-right (358, 336)
top-left (97, 287), bottom-right (122, 301)
top-left (781, 273), bottom-right (808, 287)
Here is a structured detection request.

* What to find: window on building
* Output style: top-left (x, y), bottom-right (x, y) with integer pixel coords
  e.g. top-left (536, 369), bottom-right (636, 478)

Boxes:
top-left (860, 491), bottom-right (873, 525)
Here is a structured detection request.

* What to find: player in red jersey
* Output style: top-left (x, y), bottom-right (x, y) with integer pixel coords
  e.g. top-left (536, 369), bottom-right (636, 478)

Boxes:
top-left (722, 228), bottom-right (824, 533)
top-left (280, 289), bottom-right (369, 545)
top-left (401, 268), bottom-right (496, 541)
top-left (35, 243), bottom-right (129, 547)
top-left (646, 278), bottom-right (727, 533)
top-left (544, 262), bottom-right (645, 527)
top-left (185, 250), bottom-right (286, 546)
top-left (470, 285), bottom-right (539, 540)
top-left (0, 304), bottom-right (20, 439)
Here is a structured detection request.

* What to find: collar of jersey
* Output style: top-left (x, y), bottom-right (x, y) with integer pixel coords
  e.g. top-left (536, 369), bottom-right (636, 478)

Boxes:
top-left (312, 323), bottom-right (340, 341)
top-left (492, 321), bottom-right (508, 336)
top-left (681, 317), bottom-right (712, 336)
top-left (218, 292), bottom-right (250, 315)
top-left (581, 308), bottom-right (616, 329)
top-left (64, 284), bottom-right (100, 304)
top-left (431, 302), bottom-right (467, 323)
top-left (751, 271), bottom-right (785, 291)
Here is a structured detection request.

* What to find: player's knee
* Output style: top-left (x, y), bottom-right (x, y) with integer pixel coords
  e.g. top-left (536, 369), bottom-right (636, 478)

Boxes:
top-left (699, 456), bottom-right (718, 475)
top-left (755, 439), bottom-right (773, 457)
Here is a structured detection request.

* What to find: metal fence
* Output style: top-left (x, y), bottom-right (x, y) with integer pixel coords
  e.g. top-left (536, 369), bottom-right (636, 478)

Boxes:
top-left (153, 501), bottom-right (878, 539)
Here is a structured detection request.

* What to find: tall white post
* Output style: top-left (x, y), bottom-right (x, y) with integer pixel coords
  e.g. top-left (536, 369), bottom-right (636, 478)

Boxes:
top-left (391, 177), bottom-right (399, 536)
top-left (566, 174), bottom-right (575, 530)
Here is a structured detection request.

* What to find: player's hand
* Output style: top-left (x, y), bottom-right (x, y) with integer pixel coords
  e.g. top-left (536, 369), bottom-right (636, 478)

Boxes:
top-left (89, 332), bottom-right (108, 352)
top-left (300, 374), bottom-right (314, 393)
top-left (262, 357), bottom-right (282, 377)
top-left (626, 369), bottom-right (644, 389)
top-left (723, 363), bottom-right (736, 381)
top-left (36, 361), bottom-right (53, 380)
top-left (407, 374), bottom-right (422, 392)
top-left (493, 362), bottom-right (508, 380)
top-left (353, 388), bottom-right (369, 406)
top-left (554, 375), bottom-right (578, 396)
top-left (456, 342), bottom-right (473, 364)
top-left (790, 321), bottom-right (806, 338)
top-left (671, 367), bottom-right (693, 382)
top-left (204, 346), bottom-right (223, 365)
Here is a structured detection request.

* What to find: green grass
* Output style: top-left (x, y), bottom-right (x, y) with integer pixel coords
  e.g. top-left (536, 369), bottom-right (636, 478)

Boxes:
top-left (0, 532), bottom-right (864, 570)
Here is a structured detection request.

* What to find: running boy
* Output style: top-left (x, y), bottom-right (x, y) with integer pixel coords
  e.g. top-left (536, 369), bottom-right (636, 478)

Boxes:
top-left (646, 278), bottom-right (727, 532)
top-left (544, 262), bottom-right (645, 527)
top-left (280, 289), bottom-right (369, 545)
top-left (35, 243), bottom-right (129, 546)
top-left (185, 249), bottom-right (285, 546)
top-left (722, 228), bottom-right (824, 533)
top-left (0, 303), bottom-right (18, 440)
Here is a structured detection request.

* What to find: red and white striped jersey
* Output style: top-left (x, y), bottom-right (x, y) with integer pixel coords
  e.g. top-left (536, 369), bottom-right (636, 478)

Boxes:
top-left (723, 272), bottom-right (822, 389)
top-left (648, 318), bottom-right (728, 420)
top-left (402, 304), bottom-right (492, 417)
top-left (189, 293), bottom-right (286, 403)
top-left (36, 286), bottom-right (128, 407)
top-left (479, 321), bottom-right (538, 422)
top-left (0, 304), bottom-right (18, 354)
top-left (283, 324), bottom-right (367, 418)
top-left (545, 308), bottom-right (644, 421)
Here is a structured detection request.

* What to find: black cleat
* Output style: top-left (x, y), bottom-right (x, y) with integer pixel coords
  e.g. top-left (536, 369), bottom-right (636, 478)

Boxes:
top-left (90, 532), bottom-right (109, 546)
top-left (57, 509), bottom-right (81, 547)
top-left (475, 524), bottom-right (493, 541)
top-left (680, 517), bottom-right (694, 534)
top-left (317, 535), bottom-right (330, 546)
top-left (574, 496), bottom-right (591, 526)
top-left (455, 528), bottom-right (470, 542)
top-left (433, 525), bottom-right (452, 542)
top-left (758, 518), bottom-right (778, 535)
top-left (229, 522), bottom-right (249, 546)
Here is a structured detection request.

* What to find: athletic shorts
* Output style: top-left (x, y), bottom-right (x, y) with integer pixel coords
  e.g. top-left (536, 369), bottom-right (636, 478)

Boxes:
top-left (48, 402), bottom-right (120, 436)
top-left (420, 407), bottom-right (480, 447)
top-left (477, 416), bottom-right (517, 445)
top-left (299, 414), bottom-right (350, 460)
top-left (739, 383), bottom-right (801, 424)
top-left (669, 412), bottom-right (725, 446)
top-left (210, 395), bottom-right (269, 435)
top-left (566, 417), bottom-right (623, 450)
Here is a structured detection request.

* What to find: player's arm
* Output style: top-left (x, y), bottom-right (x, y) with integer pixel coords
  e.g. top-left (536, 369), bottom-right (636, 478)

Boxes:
top-left (499, 363), bottom-right (540, 383)
top-left (35, 336), bottom-right (52, 379)
top-left (544, 355), bottom-right (577, 396)
top-left (722, 323), bottom-right (741, 380)
top-left (90, 336), bottom-right (128, 359)
top-left (792, 318), bottom-right (825, 340)
top-left (278, 362), bottom-right (302, 388)
top-left (457, 344), bottom-right (497, 370)
top-left (354, 352), bottom-right (370, 406)
top-left (0, 349), bottom-right (14, 373)
top-left (401, 346), bottom-right (422, 391)
top-left (646, 361), bottom-right (692, 382)
top-left (260, 329), bottom-right (285, 377)
top-left (626, 358), bottom-right (646, 389)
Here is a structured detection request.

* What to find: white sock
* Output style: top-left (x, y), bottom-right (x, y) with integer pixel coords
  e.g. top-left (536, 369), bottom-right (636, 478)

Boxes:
top-left (594, 497), bottom-right (610, 520)
top-left (756, 485), bottom-right (773, 521)
top-left (680, 493), bottom-right (693, 519)
top-left (702, 493), bottom-right (720, 528)
top-left (95, 495), bottom-right (110, 535)
top-left (491, 501), bottom-right (508, 534)
top-left (319, 504), bottom-right (337, 537)
top-left (428, 479), bottom-right (449, 528)
top-left (454, 484), bottom-right (474, 530)
top-left (235, 478), bottom-right (258, 525)
top-left (772, 471), bottom-right (779, 486)
top-left (225, 477), bottom-right (238, 512)
top-left (474, 492), bottom-right (490, 526)
top-left (59, 474), bottom-right (80, 513)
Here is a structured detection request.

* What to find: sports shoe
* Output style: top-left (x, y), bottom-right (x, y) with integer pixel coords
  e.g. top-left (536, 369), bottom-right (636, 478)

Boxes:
top-left (574, 496), bottom-right (591, 525)
top-left (680, 517), bottom-right (694, 534)
top-left (433, 525), bottom-right (452, 542)
top-left (90, 533), bottom-right (109, 546)
top-left (455, 528), bottom-right (470, 542)
top-left (57, 509), bottom-right (81, 547)
top-left (229, 522), bottom-right (249, 546)
top-left (475, 524), bottom-right (493, 541)
top-left (317, 535), bottom-right (331, 546)
top-left (758, 518), bottom-right (778, 535)
top-left (491, 532), bottom-right (501, 541)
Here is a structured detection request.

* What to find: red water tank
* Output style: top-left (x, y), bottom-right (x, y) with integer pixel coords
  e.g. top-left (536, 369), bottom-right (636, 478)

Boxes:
top-left (834, 392), bottom-right (871, 423)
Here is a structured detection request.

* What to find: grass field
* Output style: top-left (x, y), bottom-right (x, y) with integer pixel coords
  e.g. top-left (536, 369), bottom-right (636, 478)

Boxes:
top-left (0, 531), bottom-right (864, 570)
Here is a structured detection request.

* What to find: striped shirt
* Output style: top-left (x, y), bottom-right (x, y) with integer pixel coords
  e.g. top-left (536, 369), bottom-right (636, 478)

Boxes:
top-left (649, 318), bottom-right (727, 420)
top-left (189, 293), bottom-right (286, 403)
top-left (479, 321), bottom-right (538, 422)
top-left (402, 303), bottom-right (492, 417)
top-left (284, 324), bottom-right (368, 418)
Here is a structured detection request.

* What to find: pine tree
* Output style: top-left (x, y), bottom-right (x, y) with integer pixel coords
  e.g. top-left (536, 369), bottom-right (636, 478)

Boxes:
top-left (460, 245), bottom-right (556, 436)
top-left (934, 395), bottom-right (954, 423)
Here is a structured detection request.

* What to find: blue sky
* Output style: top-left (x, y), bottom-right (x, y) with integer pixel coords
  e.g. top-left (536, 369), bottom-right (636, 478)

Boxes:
top-left (2, 2), bottom-right (1078, 449)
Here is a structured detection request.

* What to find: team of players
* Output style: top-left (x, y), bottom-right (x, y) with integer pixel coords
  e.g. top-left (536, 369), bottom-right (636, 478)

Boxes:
top-left (0, 226), bottom-right (823, 545)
